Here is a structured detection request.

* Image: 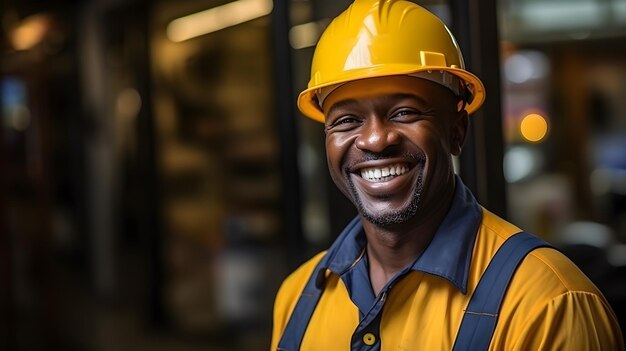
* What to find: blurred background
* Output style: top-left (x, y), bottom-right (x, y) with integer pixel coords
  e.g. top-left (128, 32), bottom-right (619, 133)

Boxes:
top-left (1, 0), bottom-right (625, 349)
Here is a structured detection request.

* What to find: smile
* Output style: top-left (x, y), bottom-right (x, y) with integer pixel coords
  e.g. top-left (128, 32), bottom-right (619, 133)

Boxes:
top-left (359, 163), bottom-right (410, 183)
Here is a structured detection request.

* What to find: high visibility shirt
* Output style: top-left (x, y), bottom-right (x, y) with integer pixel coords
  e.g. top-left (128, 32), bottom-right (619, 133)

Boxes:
top-left (271, 180), bottom-right (624, 350)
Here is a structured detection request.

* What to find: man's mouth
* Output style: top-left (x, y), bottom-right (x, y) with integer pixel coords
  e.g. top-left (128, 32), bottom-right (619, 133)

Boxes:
top-left (359, 163), bottom-right (411, 183)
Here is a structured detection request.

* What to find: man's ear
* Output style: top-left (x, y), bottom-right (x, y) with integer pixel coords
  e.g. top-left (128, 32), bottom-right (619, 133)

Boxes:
top-left (450, 109), bottom-right (469, 156)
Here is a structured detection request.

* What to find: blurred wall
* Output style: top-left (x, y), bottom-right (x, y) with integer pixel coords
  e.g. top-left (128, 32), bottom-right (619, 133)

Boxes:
top-left (1, 0), bottom-right (625, 350)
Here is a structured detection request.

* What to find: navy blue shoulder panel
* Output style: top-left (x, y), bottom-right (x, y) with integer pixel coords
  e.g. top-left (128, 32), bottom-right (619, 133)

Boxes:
top-left (451, 232), bottom-right (553, 351)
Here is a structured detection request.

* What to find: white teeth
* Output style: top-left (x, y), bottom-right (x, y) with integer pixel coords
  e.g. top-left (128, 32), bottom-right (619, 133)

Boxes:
top-left (360, 164), bottom-right (409, 182)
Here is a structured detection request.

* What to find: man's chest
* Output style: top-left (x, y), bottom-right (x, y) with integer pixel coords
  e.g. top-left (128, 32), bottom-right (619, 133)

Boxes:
top-left (301, 273), bottom-right (467, 351)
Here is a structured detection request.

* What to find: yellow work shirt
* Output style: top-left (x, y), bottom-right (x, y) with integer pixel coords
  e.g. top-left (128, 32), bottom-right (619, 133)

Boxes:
top-left (271, 181), bottom-right (624, 350)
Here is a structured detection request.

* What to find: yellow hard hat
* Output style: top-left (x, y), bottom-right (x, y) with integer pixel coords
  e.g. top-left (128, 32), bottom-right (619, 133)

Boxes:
top-left (297, 0), bottom-right (486, 123)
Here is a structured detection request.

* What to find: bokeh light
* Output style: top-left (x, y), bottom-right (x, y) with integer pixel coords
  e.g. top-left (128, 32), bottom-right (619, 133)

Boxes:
top-left (520, 113), bottom-right (548, 142)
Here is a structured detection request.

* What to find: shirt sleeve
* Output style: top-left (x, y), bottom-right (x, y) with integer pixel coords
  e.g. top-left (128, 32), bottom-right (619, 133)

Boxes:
top-left (510, 291), bottom-right (624, 350)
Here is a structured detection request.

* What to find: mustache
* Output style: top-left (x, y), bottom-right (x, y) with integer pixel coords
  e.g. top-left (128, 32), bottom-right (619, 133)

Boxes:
top-left (344, 150), bottom-right (426, 170)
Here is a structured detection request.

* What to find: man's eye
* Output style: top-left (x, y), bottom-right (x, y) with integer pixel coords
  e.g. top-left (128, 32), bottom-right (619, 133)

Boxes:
top-left (391, 109), bottom-right (423, 121)
top-left (328, 115), bottom-right (360, 129)
top-left (336, 116), bottom-right (358, 124)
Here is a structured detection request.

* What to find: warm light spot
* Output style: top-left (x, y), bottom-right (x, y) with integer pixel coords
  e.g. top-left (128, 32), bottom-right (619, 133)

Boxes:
top-left (289, 21), bottom-right (323, 50)
top-left (10, 14), bottom-right (52, 51)
top-left (166, 0), bottom-right (273, 42)
top-left (520, 113), bottom-right (548, 142)
top-left (116, 88), bottom-right (142, 119)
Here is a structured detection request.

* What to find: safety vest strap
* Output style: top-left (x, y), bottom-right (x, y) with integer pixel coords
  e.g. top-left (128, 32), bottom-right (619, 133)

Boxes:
top-left (451, 232), bottom-right (552, 350)
top-left (276, 256), bottom-right (329, 351)
top-left (278, 216), bottom-right (362, 351)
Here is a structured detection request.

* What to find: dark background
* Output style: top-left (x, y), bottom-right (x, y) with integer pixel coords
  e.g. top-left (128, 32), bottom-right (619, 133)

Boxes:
top-left (1, 0), bottom-right (625, 349)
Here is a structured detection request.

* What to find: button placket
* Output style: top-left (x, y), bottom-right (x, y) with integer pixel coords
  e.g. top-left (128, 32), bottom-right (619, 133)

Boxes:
top-left (351, 291), bottom-right (387, 350)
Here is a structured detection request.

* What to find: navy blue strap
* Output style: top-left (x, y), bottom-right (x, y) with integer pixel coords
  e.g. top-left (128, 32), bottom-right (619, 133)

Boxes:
top-left (277, 216), bottom-right (362, 350)
top-left (276, 256), bottom-right (328, 351)
top-left (452, 232), bottom-right (552, 351)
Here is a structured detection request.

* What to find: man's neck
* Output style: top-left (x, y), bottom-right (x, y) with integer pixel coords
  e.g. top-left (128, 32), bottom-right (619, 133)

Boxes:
top-left (362, 180), bottom-right (456, 296)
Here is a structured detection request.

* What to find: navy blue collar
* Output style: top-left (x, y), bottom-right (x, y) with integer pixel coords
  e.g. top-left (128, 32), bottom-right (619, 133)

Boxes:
top-left (318, 176), bottom-right (482, 294)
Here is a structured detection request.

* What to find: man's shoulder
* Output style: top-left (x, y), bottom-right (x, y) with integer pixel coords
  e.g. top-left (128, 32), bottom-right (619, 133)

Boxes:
top-left (477, 209), bottom-right (623, 349)
top-left (271, 251), bottom-right (329, 349)
top-left (514, 245), bottom-right (606, 303)
top-left (276, 251), bottom-right (327, 303)
top-left (478, 207), bottom-right (601, 295)
top-left (493, 245), bottom-right (623, 349)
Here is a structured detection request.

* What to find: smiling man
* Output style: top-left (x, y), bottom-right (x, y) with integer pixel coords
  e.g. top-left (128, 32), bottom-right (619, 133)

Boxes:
top-left (271, 1), bottom-right (624, 350)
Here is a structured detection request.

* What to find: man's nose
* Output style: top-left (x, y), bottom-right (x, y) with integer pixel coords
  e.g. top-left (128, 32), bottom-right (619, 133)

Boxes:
top-left (354, 119), bottom-right (401, 153)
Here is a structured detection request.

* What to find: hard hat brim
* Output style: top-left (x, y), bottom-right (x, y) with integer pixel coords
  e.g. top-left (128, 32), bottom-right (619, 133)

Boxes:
top-left (297, 66), bottom-right (485, 123)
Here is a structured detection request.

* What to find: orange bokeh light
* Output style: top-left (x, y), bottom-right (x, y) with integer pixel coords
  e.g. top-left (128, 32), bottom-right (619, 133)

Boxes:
top-left (520, 113), bottom-right (548, 142)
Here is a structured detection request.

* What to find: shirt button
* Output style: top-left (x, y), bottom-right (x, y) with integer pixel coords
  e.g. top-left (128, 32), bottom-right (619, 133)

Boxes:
top-left (362, 332), bottom-right (376, 346)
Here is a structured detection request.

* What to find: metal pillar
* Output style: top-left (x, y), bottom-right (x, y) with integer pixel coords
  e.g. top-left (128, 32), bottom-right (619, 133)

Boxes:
top-left (271, 0), bottom-right (305, 267)
top-left (450, 0), bottom-right (508, 218)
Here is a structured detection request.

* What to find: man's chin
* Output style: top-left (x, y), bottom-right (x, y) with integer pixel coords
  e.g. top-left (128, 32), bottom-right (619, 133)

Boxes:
top-left (349, 176), bottom-right (424, 228)
top-left (357, 200), bottom-right (421, 227)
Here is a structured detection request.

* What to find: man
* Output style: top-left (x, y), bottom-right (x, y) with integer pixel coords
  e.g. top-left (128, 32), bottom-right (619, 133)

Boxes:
top-left (271, 0), bottom-right (624, 350)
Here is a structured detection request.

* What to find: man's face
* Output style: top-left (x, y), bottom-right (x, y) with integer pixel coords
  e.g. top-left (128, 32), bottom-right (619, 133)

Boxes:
top-left (322, 76), bottom-right (468, 227)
